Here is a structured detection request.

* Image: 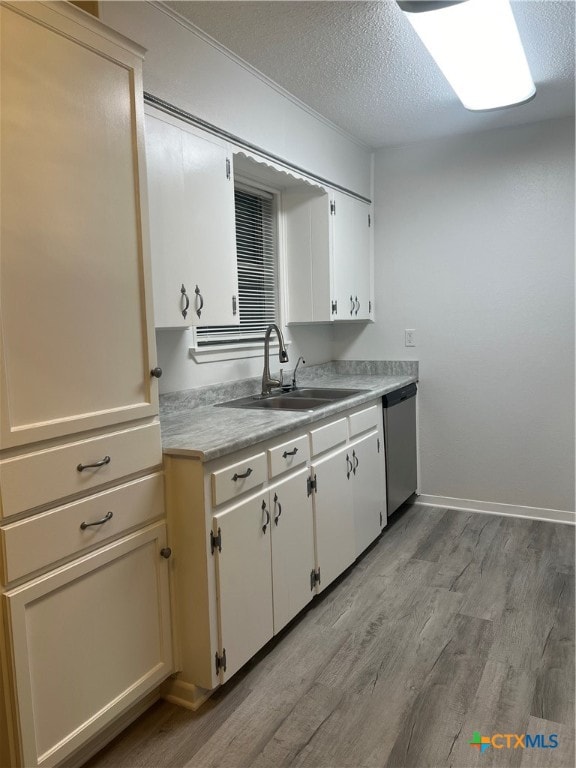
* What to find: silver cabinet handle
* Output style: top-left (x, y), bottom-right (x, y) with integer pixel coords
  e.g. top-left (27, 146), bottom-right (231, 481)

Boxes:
top-left (77, 455), bottom-right (110, 472)
top-left (181, 284), bottom-right (190, 319)
top-left (195, 285), bottom-right (204, 319)
top-left (80, 510), bottom-right (113, 530)
top-left (232, 467), bottom-right (252, 481)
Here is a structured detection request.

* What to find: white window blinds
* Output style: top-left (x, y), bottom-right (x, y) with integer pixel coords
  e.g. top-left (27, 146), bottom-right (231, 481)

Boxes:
top-left (196, 185), bottom-right (277, 345)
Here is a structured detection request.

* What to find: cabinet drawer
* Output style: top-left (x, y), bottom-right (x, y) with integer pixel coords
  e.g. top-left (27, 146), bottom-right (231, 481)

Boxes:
top-left (348, 405), bottom-right (380, 437)
top-left (211, 452), bottom-right (266, 507)
top-left (1, 473), bottom-right (164, 584)
top-left (309, 418), bottom-right (347, 456)
top-left (0, 422), bottom-right (162, 520)
top-left (268, 435), bottom-right (309, 478)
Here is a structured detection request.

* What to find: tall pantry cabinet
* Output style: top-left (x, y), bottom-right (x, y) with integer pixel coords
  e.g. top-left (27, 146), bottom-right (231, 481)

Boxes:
top-left (0, 3), bottom-right (173, 767)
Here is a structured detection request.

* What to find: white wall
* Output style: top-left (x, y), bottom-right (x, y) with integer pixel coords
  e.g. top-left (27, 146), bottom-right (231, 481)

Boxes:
top-left (101, 2), bottom-right (371, 196)
top-left (101, 1), bottom-right (372, 393)
top-left (333, 117), bottom-right (575, 514)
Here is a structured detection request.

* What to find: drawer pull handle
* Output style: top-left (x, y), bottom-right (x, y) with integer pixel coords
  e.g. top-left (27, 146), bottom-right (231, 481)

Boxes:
top-left (273, 493), bottom-right (282, 525)
top-left (80, 510), bottom-right (113, 530)
top-left (77, 455), bottom-right (111, 472)
top-left (232, 467), bottom-right (252, 481)
top-left (262, 500), bottom-right (270, 534)
top-left (352, 450), bottom-right (359, 474)
top-left (282, 447), bottom-right (299, 458)
top-left (160, 547), bottom-right (172, 559)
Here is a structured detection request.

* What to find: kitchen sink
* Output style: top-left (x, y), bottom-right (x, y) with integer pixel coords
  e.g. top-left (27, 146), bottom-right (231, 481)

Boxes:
top-left (217, 387), bottom-right (368, 411)
top-left (280, 388), bottom-right (367, 400)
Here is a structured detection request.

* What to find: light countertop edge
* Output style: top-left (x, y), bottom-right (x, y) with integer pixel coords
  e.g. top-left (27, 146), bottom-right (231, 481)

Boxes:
top-left (160, 372), bottom-right (418, 463)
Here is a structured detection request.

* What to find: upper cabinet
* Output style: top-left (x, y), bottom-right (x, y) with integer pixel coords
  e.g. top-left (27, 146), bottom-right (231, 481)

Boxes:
top-left (0, 1), bottom-right (160, 449)
top-left (284, 187), bottom-right (373, 324)
top-left (145, 110), bottom-right (240, 329)
top-left (331, 190), bottom-right (372, 321)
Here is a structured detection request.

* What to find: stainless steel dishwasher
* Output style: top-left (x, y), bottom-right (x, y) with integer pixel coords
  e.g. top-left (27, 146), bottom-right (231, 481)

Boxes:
top-left (382, 383), bottom-right (418, 515)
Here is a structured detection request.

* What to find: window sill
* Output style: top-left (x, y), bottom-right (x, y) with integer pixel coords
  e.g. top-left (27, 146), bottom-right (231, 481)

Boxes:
top-left (189, 340), bottom-right (291, 364)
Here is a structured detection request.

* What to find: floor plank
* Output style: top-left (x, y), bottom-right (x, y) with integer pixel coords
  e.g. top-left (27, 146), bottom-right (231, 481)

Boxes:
top-left (85, 505), bottom-right (575, 768)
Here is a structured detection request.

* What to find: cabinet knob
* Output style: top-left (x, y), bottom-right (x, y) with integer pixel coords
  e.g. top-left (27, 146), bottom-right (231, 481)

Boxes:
top-left (160, 547), bottom-right (172, 559)
top-left (150, 367), bottom-right (163, 378)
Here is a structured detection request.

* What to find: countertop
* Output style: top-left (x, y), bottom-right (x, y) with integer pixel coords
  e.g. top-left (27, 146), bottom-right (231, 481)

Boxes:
top-left (159, 361), bottom-right (418, 462)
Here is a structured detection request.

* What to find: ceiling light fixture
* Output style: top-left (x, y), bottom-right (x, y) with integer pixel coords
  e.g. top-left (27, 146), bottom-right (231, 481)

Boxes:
top-left (397, 0), bottom-right (536, 111)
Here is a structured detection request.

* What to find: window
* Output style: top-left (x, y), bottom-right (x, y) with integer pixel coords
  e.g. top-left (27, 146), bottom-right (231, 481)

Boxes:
top-left (195, 183), bottom-right (278, 347)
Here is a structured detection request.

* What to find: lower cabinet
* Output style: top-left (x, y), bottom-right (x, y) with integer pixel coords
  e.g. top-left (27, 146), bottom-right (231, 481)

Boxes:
top-left (310, 445), bottom-right (356, 590)
top-left (164, 399), bottom-right (387, 706)
top-left (350, 430), bottom-right (385, 556)
top-left (212, 467), bottom-right (315, 682)
top-left (311, 428), bottom-right (384, 591)
top-left (3, 522), bottom-right (173, 768)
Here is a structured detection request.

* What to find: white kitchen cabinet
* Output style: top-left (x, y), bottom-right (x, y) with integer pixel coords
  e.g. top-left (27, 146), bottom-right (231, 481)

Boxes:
top-left (0, 1), bottom-right (160, 449)
top-left (212, 492), bottom-right (274, 682)
top-left (310, 445), bottom-right (356, 590)
top-left (0, 4), bottom-right (172, 766)
top-left (310, 406), bottom-right (385, 589)
top-left (145, 110), bottom-right (239, 329)
top-left (212, 468), bottom-right (314, 681)
top-left (350, 431), bottom-right (385, 555)
top-left (4, 523), bottom-right (172, 768)
top-left (166, 453), bottom-right (315, 694)
top-left (284, 187), bottom-right (372, 324)
top-left (164, 399), bottom-right (386, 706)
top-left (331, 191), bottom-right (372, 321)
top-left (269, 468), bottom-right (316, 633)
top-left (212, 465), bottom-right (315, 682)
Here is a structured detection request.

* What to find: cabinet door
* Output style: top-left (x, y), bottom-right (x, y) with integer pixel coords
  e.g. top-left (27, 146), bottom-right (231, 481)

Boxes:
top-left (331, 192), bottom-right (371, 321)
top-left (4, 522), bottom-right (172, 768)
top-left (145, 113), bottom-right (192, 328)
top-left (350, 431), bottom-right (384, 557)
top-left (181, 127), bottom-right (239, 328)
top-left (0, 3), bottom-right (159, 449)
top-left (284, 189), bottom-right (332, 323)
top-left (269, 468), bottom-right (315, 633)
top-left (311, 446), bottom-right (356, 592)
top-left (213, 493), bottom-right (273, 682)
top-left (145, 113), bottom-right (239, 328)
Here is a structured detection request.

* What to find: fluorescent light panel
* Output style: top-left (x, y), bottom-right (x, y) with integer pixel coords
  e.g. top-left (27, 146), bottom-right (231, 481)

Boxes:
top-left (400, 0), bottom-right (536, 111)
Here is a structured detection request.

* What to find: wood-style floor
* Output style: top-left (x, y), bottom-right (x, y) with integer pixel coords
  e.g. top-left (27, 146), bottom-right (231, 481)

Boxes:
top-left (86, 504), bottom-right (575, 768)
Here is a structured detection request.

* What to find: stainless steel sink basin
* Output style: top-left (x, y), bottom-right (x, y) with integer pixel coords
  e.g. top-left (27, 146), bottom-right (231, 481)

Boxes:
top-left (217, 387), bottom-right (368, 411)
top-left (282, 388), bottom-right (367, 400)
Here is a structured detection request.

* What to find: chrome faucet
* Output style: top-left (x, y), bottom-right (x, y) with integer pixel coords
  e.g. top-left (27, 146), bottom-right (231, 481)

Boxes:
top-left (261, 324), bottom-right (289, 396)
top-left (291, 357), bottom-right (305, 389)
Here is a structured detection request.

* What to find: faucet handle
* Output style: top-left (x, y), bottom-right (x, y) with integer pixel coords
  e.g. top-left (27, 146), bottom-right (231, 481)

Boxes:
top-left (292, 356), bottom-right (305, 389)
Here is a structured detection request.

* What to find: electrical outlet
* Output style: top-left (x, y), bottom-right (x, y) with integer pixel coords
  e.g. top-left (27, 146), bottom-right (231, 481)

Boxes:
top-left (405, 329), bottom-right (416, 347)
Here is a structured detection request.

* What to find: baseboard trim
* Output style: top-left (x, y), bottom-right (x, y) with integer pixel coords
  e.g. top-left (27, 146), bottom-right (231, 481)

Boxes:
top-left (416, 494), bottom-right (575, 525)
top-left (161, 677), bottom-right (214, 711)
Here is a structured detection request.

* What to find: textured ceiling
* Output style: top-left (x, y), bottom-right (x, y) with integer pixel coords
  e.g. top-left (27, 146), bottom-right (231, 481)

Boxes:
top-left (164, 0), bottom-right (575, 148)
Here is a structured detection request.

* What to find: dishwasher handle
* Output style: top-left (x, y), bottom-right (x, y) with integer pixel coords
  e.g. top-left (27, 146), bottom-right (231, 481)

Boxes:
top-left (382, 383), bottom-right (417, 408)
